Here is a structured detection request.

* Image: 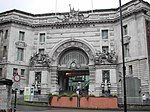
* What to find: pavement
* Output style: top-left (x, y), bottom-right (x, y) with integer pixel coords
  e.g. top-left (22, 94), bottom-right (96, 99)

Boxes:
top-left (15, 105), bottom-right (150, 112)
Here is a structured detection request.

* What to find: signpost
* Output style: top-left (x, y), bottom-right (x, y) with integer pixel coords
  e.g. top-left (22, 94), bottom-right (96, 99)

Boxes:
top-left (13, 73), bottom-right (21, 112)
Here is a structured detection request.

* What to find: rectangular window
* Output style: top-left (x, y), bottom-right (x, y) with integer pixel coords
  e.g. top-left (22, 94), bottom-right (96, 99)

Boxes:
top-left (13, 68), bottom-right (18, 76)
top-left (3, 46), bottom-right (7, 58)
top-left (102, 70), bottom-right (110, 83)
top-left (35, 72), bottom-right (41, 85)
top-left (0, 30), bottom-right (3, 38)
top-left (39, 33), bottom-right (45, 43)
top-left (19, 31), bottom-right (25, 41)
top-left (39, 49), bottom-right (45, 54)
top-left (124, 43), bottom-right (129, 57)
top-left (0, 68), bottom-right (2, 77)
top-left (102, 30), bottom-right (108, 39)
top-left (102, 46), bottom-right (109, 53)
top-left (5, 30), bottom-right (8, 39)
top-left (17, 48), bottom-right (24, 61)
top-left (123, 25), bottom-right (128, 36)
top-left (21, 69), bottom-right (25, 76)
top-left (0, 31), bottom-right (3, 46)
top-left (129, 65), bottom-right (133, 75)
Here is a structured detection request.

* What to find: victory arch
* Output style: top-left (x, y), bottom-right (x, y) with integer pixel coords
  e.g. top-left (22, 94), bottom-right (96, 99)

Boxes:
top-left (49, 39), bottom-right (96, 95)
top-left (29, 38), bottom-right (118, 96)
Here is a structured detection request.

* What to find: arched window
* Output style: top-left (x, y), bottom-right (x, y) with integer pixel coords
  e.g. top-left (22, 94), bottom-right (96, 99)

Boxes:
top-left (59, 49), bottom-right (88, 66)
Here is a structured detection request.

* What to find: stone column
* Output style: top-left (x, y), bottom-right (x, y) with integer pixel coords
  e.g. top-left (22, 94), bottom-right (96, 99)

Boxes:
top-left (29, 71), bottom-right (35, 86)
top-left (110, 69), bottom-right (117, 96)
top-left (50, 66), bottom-right (58, 94)
top-left (41, 71), bottom-right (48, 94)
top-left (88, 65), bottom-right (96, 95)
top-left (95, 68), bottom-right (103, 96)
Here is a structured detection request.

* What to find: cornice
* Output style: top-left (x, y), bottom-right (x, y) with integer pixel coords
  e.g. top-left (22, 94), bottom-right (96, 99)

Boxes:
top-left (0, 0), bottom-right (149, 28)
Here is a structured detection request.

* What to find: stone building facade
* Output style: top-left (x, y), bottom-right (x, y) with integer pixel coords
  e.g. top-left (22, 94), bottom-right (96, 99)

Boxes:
top-left (0, 0), bottom-right (150, 97)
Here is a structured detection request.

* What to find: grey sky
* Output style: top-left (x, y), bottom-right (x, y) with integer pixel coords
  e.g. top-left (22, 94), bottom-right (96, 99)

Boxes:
top-left (0, 0), bottom-right (149, 14)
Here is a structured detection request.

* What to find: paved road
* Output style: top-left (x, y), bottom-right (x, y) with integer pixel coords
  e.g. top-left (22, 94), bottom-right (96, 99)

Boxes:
top-left (15, 105), bottom-right (150, 112)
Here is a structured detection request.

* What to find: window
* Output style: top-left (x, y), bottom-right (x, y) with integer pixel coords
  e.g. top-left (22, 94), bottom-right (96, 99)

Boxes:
top-left (129, 65), bottom-right (133, 75)
top-left (102, 30), bottom-right (108, 39)
top-left (3, 46), bottom-right (7, 57)
top-left (102, 70), bottom-right (110, 83)
top-left (60, 50), bottom-right (88, 65)
top-left (123, 25), bottom-right (128, 36)
top-left (13, 68), bottom-right (18, 76)
top-left (0, 68), bottom-right (2, 77)
top-left (39, 33), bottom-right (45, 43)
top-left (35, 72), bottom-right (41, 85)
top-left (17, 48), bottom-right (24, 61)
top-left (19, 31), bottom-right (25, 41)
top-left (102, 46), bottom-right (109, 53)
top-left (5, 30), bottom-right (8, 39)
top-left (39, 49), bottom-right (45, 54)
top-left (124, 43), bottom-right (129, 57)
top-left (21, 69), bottom-right (25, 76)
top-left (0, 30), bottom-right (3, 38)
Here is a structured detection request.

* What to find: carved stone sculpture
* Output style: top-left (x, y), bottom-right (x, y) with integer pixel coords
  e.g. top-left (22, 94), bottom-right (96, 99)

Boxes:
top-left (94, 50), bottom-right (117, 64)
top-left (29, 52), bottom-right (51, 67)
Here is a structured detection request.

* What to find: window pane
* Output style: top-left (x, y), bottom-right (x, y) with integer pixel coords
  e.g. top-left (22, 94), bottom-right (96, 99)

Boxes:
top-left (0, 30), bottom-right (3, 38)
top-left (124, 43), bottom-right (129, 57)
top-left (0, 68), bottom-right (2, 77)
top-left (102, 30), bottom-right (108, 39)
top-left (102, 70), bottom-right (110, 82)
top-left (17, 48), bottom-right (24, 61)
top-left (35, 72), bottom-right (41, 84)
top-left (21, 69), bottom-right (25, 76)
top-left (3, 46), bottom-right (7, 57)
top-left (19, 31), bottom-right (25, 41)
top-left (5, 30), bottom-right (8, 39)
top-left (123, 25), bottom-right (128, 35)
top-left (13, 68), bottom-right (18, 76)
top-left (39, 33), bottom-right (45, 42)
top-left (129, 65), bottom-right (133, 75)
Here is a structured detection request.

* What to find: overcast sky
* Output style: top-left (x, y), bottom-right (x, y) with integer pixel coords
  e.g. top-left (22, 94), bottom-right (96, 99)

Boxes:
top-left (0, 0), bottom-right (149, 14)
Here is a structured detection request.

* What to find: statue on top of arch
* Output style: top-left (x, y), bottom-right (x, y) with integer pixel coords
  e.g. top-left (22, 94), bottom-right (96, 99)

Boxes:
top-left (29, 52), bottom-right (51, 67)
top-left (63, 4), bottom-right (85, 22)
top-left (94, 50), bottom-right (117, 65)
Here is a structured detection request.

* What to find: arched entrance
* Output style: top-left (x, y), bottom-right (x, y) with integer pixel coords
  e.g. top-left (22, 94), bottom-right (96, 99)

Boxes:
top-left (58, 47), bottom-right (89, 95)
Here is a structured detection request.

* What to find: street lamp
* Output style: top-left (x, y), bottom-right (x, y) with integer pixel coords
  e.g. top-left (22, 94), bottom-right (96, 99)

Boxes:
top-left (119, 0), bottom-right (127, 112)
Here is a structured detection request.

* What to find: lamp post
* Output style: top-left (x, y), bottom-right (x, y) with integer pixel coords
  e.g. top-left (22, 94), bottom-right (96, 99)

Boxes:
top-left (119, 0), bottom-right (127, 112)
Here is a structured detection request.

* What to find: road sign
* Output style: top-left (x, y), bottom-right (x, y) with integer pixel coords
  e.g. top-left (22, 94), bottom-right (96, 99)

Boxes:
top-left (13, 74), bottom-right (21, 82)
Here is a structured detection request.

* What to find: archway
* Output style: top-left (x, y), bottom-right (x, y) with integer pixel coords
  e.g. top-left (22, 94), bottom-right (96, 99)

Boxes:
top-left (58, 47), bottom-right (90, 95)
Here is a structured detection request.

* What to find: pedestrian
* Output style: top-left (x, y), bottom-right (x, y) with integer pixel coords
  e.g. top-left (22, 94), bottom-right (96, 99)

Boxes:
top-left (142, 94), bottom-right (147, 104)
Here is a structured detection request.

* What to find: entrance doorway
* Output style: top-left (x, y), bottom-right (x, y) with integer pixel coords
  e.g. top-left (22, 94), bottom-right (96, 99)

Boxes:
top-left (58, 70), bottom-right (89, 95)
